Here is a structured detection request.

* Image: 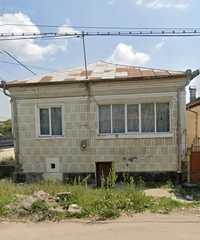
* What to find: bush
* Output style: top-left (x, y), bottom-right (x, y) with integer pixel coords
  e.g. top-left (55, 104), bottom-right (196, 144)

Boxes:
top-left (0, 120), bottom-right (12, 137)
top-left (92, 190), bottom-right (120, 219)
top-left (31, 200), bottom-right (49, 213)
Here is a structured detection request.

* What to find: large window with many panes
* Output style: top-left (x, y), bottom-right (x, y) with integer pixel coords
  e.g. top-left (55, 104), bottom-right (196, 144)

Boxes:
top-left (98, 103), bottom-right (170, 134)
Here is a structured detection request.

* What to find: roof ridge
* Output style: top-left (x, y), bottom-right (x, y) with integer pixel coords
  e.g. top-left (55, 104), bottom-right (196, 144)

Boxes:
top-left (30, 60), bottom-right (184, 75)
top-left (100, 60), bottom-right (184, 73)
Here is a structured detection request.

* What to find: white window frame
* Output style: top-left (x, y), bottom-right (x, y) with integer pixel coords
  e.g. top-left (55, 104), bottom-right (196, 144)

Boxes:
top-left (97, 102), bottom-right (171, 138)
top-left (126, 103), bottom-right (140, 133)
top-left (36, 104), bottom-right (64, 138)
top-left (155, 102), bottom-right (171, 133)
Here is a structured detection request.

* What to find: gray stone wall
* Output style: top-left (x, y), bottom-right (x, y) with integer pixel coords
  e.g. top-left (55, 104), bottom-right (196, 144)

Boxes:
top-left (8, 77), bottom-right (187, 180)
top-left (14, 96), bottom-right (180, 179)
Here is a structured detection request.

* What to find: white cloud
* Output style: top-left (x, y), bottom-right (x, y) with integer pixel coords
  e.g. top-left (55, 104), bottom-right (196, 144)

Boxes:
top-left (58, 19), bottom-right (79, 35)
top-left (0, 13), bottom-right (74, 62)
top-left (107, 0), bottom-right (115, 5)
top-left (135, 0), bottom-right (189, 9)
top-left (155, 41), bottom-right (165, 50)
top-left (108, 43), bottom-right (150, 65)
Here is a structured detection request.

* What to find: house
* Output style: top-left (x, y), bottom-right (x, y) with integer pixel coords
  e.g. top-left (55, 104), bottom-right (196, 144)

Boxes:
top-left (186, 87), bottom-right (200, 147)
top-left (186, 87), bottom-right (200, 183)
top-left (0, 61), bottom-right (198, 184)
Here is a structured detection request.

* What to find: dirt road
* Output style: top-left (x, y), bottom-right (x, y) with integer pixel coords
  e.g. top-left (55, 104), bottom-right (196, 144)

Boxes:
top-left (1, 213), bottom-right (200, 240)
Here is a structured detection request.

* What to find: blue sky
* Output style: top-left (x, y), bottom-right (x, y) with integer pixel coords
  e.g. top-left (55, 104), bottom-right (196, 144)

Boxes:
top-left (0, 0), bottom-right (200, 119)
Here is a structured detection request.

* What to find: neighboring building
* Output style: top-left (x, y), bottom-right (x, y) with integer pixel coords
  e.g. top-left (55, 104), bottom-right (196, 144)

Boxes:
top-left (0, 61), bottom-right (195, 183)
top-left (186, 87), bottom-right (200, 147)
top-left (186, 87), bottom-right (200, 183)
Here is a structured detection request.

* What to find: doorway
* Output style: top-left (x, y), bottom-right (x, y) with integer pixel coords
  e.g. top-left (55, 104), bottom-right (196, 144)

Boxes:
top-left (96, 162), bottom-right (113, 187)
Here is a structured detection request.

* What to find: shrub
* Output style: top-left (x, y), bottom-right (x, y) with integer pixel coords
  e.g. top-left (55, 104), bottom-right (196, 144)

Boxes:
top-left (92, 190), bottom-right (120, 219)
top-left (105, 164), bottom-right (117, 188)
top-left (0, 120), bottom-right (12, 137)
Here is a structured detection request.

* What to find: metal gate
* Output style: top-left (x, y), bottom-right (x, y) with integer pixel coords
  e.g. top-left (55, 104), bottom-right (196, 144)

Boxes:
top-left (190, 138), bottom-right (200, 183)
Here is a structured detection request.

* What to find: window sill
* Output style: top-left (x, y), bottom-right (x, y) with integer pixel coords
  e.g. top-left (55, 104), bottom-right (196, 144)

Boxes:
top-left (96, 133), bottom-right (173, 139)
top-left (35, 135), bottom-right (65, 140)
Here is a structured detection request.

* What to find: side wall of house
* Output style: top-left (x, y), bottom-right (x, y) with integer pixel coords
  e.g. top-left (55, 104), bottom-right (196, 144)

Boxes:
top-left (186, 105), bottom-right (200, 147)
top-left (10, 78), bottom-right (186, 180)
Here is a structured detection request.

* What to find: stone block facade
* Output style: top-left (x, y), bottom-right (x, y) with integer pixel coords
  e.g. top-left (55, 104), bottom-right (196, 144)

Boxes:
top-left (9, 77), bottom-right (186, 182)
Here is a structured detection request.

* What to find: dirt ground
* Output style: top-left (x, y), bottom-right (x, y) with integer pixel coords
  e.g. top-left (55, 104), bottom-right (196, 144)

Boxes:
top-left (1, 213), bottom-right (200, 240)
top-left (144, 188), bottom-right (175, 198)
top-left (0, 147), bottom-right (14, 160)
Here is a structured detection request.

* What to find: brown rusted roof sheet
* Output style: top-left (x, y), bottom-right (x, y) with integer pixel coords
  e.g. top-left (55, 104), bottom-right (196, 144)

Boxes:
top-left (39, 76), bottom-right (53, 82)
top-left (6, 60), bottom-right (186, 87)
top-left (186, 98), bottom-right (200, 109)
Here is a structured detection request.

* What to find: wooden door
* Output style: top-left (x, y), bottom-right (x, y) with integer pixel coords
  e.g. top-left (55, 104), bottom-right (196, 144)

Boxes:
top-left (96, 162), bottom-right (112, 187)
top-left (190, 152), bottom-right (200, 183)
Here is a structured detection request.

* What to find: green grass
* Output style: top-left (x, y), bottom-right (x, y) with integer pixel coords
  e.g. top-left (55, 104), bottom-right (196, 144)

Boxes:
top-left (0, 179), bottom-right (197, 221)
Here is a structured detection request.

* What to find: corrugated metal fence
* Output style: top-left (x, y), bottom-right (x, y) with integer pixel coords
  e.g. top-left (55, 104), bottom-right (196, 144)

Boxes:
top-left (0, 137), bottom-right (14, 148)
top-left (190, 137), bottom-right (200, 183)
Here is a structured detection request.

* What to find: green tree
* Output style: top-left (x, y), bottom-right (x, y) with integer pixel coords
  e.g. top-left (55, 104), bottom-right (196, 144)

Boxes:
top-left (0, 120), bottom-right (12, 137)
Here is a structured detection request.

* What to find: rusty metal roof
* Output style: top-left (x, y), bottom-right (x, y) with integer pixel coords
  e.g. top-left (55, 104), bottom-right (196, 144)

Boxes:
top-left (7, 61), bottom-right (186, 87)
top-left (186, 98), bottom-right (200, 109)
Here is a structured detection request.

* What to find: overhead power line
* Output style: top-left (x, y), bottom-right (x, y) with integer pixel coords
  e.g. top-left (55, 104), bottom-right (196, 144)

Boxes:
top-left (0, 34), bottom-right (80, 41)
top-left (1, 27), bottom-right (200, 80)
top-left (0, 50), bottom-right (37, 75)
top-left (1, 29), bottom-right (200, 42)
top-left (0, 59), bottom-right (56, 72)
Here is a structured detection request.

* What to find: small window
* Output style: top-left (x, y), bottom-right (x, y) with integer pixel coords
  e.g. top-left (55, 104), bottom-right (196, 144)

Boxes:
top-left (156, 103), bottom-right (170, 132)
top-left (39, 106), bottom-right (63, 136)
top-left (127, 104), bottom-right (139, 132)
top-left (51, 163), bottom-right (56, 169)
top-left (141, 103), bottom-right (155, 132)
top-left (99, 105), bottom-right (111, 133)
top-left (46, 157), bottom-right (60, 173)
top-left (112, 104), bottom-right (125, 133)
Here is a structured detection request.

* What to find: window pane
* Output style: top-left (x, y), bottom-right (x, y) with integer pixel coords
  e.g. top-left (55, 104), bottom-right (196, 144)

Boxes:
top-left (51, 107), bottom-right (62, 135)
top-left (141, 103), bottom-right (155, 132)
top-left (99, 105), bottom-right (111, 133)
top-left (156, 103), bottom-right (169, 132)
top-left (127, 104), bottom-right (139, 132)
top-left (112, 104), bottom-right (125, 133)
top-left (40, 108), bottom-right (49, 135)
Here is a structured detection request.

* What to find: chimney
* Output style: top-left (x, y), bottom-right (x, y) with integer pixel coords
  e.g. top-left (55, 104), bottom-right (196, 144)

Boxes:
top-left (189, 87), bottom-right (197, 102)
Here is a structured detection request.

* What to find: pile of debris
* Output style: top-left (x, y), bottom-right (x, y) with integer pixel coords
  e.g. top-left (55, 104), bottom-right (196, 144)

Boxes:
top-left (5, 190), bottom-right (82, 221)
top-left (144, 188), bottom-right (194, 203)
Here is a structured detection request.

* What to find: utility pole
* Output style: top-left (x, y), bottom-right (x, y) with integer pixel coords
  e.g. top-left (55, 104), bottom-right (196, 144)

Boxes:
top-left (81, 32), bottom-right (88, 80)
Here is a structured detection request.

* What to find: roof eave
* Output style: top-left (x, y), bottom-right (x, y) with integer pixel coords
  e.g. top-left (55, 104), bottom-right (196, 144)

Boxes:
top-left (6, 73), bottom-right (186, 88)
